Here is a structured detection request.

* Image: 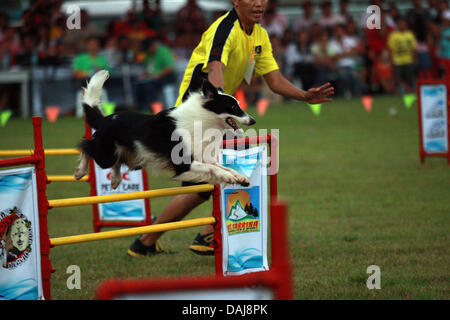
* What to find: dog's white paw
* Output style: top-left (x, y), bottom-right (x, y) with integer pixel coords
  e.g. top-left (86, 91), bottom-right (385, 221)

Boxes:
top-left (216, 171), bottom-right (236, 185)
top-left (74, 167), bottom-right (88, 180)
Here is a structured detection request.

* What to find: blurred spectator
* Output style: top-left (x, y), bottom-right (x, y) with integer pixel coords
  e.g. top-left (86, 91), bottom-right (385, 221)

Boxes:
top-left (15, 34), bottom-right (39, 67)
top-left (330, 24), bottom-right (363, 98)
top-left (385, 2), bottom-right (399, 29)
top-left (175, 0), bottom-right (207, 36)
top-left (117, 35), bottom-right (136, 65)
top-left (261, 0), bottom-right (288, 38)
top-left (72, 36), bottom-right (111, 81)
top-left (438, 10), bottom-right (450, 76)
top-left (334, 0), bottom-right (353, 25)
top-left (435, 1), bottom-right (449, 25)
top-left (373, 49), bottom-right (396, 94)
top-left (365, 10), bottom-right (394, 92)
top-left (416, 41), bottom-right (433, 79)
top-left (49, 16), bottom-right (65, 43)
top-left (63, 9), bottom-right (100, 54)
top-left (102, 37), bottom-right (121, 69)
top-left (293, 1), bottom-right (316, 32)
top-left (318, 1), bottom-right (340, 31)
top-left (407, 0), bottom-right (430, 43)
top-left (127, 17), bottom-right (157, 54)
top-left (311, 30), bottom-right (337, 87)
top-left (387, 16), bottom-right (417, 93)
top-left (310, 22), bottom-right (323, 43)
top-left (36, 24), bottom-right (50, 56)
top-left (346, 19), bottom-right (367, 93)
top-left (141, 0), bottom-right (164, 31)
top-left (134, 37), bottom-right (176, 110)
top-left (284, 31), bottom-right (315, 90)
top-left (0, 13), bottom-right (9, 43)
top-left (427, 0), bottom-right (440, 22)
top-left (40, 41), bottom-right (67, 66)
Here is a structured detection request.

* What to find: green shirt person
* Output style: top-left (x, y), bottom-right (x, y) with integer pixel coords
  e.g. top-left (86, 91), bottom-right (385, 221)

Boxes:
top-left (134, 38), bottom-right (176, 110)
top-left (143, 39), bottom-right (175, 80)
top-left (73, 36), bottom-right (111, 79)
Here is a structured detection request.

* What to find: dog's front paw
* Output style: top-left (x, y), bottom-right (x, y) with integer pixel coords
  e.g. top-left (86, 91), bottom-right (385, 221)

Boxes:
top-left (236, 174), bottom-right (250, 187)
top-left (74, 167), bottom-right (87, 180)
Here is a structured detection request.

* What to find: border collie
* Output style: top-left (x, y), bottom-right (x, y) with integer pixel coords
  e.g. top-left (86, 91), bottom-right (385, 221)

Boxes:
top-left (74, 70), bottom-right (256, 189)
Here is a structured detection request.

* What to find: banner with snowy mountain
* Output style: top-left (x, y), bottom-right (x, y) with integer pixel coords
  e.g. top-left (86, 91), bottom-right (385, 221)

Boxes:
top-left (220, 146), bottom-right (268, 276)
top-left (0, 167), bottom-right (43, 300)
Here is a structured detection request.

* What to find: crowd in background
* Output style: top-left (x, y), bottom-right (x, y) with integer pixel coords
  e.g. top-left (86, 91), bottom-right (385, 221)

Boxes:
top-left (1, 0), bottom-right (450, 113)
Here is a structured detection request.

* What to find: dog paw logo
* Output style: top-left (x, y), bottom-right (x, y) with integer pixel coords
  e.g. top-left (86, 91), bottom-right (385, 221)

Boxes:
top-left (0, 207), bottom-right (33, 269)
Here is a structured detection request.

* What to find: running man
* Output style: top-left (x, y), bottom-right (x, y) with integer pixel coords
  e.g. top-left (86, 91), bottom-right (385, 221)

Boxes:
top-left (128, 0), bottom-right (334, 257)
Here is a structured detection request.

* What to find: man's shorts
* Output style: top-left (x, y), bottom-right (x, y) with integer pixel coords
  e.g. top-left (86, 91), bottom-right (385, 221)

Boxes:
top-left (181, 181), bottom-right (212, 201)
top-left (393, 63), bottom-right (416, 88)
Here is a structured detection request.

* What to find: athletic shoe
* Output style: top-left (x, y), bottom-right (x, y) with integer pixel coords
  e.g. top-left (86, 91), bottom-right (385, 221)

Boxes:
top-left (127, 237), bottom-right (163, 257)
top-left (189, 232), bottom-right (215, 256)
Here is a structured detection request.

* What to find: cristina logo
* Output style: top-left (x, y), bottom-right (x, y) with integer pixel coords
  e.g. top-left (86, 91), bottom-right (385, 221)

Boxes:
top-left (225, 188), bottom-right (260, 236)
top-left (0, 207), bottom-right (33, 270)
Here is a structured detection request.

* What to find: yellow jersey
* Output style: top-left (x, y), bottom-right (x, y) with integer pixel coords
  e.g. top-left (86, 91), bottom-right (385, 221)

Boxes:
top-left (387, 30), bottom-right (417, 66)
top-left (174, 8), bottom-right (279, 107)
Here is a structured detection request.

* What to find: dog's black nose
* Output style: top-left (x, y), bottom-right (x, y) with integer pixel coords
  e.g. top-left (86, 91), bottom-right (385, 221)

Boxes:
top-left (248, 117), bottom-right (256, 126)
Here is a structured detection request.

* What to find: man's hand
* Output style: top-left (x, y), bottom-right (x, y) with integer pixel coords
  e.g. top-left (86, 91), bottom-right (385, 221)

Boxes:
top-left (264, 70), bottom-right (335, 104)
top-left (304, 83), bottom-right (335, 104)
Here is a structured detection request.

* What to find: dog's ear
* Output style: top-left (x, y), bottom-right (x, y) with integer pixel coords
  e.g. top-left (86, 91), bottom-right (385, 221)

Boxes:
top-left (202, 80), bottom-right (218, 99)
top-left (189, 73), bottom-right (204, 92)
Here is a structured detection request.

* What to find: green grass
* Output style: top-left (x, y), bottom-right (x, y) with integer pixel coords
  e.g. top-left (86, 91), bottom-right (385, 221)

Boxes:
top-left (1, 95), bottom-right (449, 300)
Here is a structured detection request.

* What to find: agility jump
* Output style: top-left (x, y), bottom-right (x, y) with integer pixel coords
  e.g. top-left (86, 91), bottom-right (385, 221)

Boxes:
top-left (0, 117), bottom-right (285, 300)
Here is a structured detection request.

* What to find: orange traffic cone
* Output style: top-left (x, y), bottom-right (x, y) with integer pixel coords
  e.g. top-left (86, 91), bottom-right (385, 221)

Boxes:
top-left (257, 98), bottom-right (270, 116)
top-left (235, 88), bottom-right (248, 110)
top-left (151, 101), bottom-right (163, 114)
top-left (361, 95), bottom-right (373, 112)
top-left (45, 106), bottom-right (60, 122)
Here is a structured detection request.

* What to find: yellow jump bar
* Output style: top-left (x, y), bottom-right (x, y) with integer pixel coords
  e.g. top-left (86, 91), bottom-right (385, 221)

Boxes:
top-left (50, 217), bottom-right (216, 246)
top-left (47, 175), bottom-right (89, 182)
top-left (0, 148), bottom-right (80, 157)
top-left (48, 184), bottom-right (214, 208)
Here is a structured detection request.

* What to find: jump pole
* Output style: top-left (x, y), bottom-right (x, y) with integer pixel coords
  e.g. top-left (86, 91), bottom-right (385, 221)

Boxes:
top-left (47, 175), bottom-right (88, 182)
top-left (48, 184), bottom-right (214, 208)
top-left (0, 148), bottom-right (79, 157)
top-left (50, 217), bottom-right (216, 246)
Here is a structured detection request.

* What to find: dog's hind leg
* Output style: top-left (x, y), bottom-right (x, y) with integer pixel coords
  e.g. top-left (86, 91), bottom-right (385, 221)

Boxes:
top-left (110, 158), bottom-right (123, 190)
top-left (74, 152), bottom-right (89, 180)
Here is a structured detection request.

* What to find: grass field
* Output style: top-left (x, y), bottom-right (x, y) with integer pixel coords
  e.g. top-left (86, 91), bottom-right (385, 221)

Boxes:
top-left (1, 95), bottom-right (449, 300)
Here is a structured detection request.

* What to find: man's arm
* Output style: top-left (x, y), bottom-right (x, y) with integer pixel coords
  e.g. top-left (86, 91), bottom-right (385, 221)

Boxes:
top-left (263, 69), bottom-right (334, 104)
top-left (208, 61), bottom-right (226, 90)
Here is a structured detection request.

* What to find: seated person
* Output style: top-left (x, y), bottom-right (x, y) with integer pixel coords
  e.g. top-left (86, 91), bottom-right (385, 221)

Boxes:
top-left (73, 36), bottom-right (111, 117)
top-left (134, 37), bottom-right (176, 110)
top-left (72, 36), bottom-right (111, 82)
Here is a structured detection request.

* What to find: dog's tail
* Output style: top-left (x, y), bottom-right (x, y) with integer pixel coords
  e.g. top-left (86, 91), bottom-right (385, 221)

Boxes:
top-left (82, 70), bottom-right (110, 129)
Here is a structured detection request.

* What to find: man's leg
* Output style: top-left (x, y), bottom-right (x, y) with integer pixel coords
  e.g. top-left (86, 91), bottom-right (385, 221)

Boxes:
top-left (139, 193), bottom-right (207, 246)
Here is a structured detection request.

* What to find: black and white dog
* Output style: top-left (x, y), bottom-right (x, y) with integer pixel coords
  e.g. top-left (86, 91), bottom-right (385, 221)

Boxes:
top-left (74, 70), bottom-right (255, 188)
